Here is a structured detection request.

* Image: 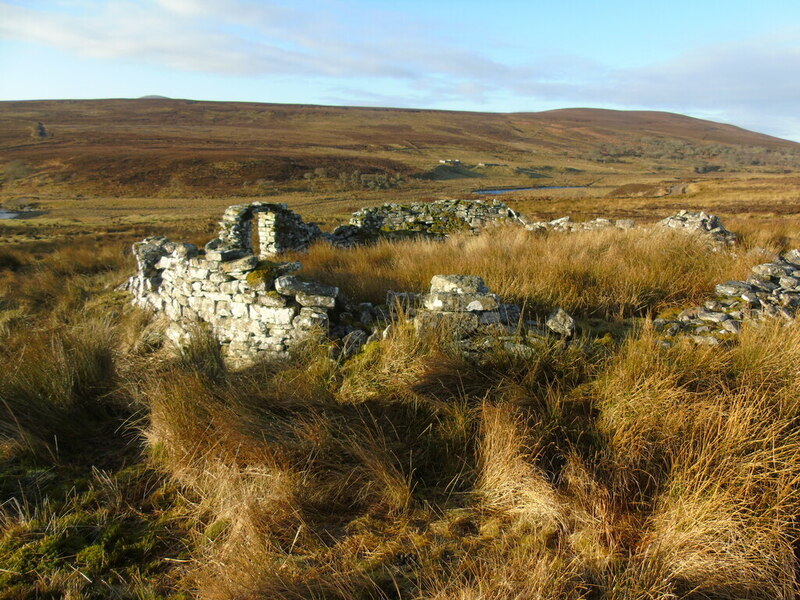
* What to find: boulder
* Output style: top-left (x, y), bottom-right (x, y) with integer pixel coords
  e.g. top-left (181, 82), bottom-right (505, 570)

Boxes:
top-left (545, 308), bottom-right (575, 337)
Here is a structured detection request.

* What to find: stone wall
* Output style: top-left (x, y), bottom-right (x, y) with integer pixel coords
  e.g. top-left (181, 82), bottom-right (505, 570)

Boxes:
top-left (126, 198), bottom-right (754, 365)
top-left (655, 249), bottom-right (800, 344)
top-left (522, 215), bottom-right (635, 233)
top-left (337, 198), bottom-right (524, 244)
top-left (657, 210), bottom-right (736, 245)
top-left (208, 202), bottom-right (323, 259)
top-left (126, 198), bottom-right (534, 367)
top-left (126, 236), bottom-right (340, 367)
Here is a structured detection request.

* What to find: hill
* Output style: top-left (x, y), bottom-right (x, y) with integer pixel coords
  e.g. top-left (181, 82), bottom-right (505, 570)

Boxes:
top-left (1, 99), bottom-right (799, 197)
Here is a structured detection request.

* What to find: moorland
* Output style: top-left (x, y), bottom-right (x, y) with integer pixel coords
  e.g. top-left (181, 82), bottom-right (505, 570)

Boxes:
top-left (3, 99), bottom-right (800, 599)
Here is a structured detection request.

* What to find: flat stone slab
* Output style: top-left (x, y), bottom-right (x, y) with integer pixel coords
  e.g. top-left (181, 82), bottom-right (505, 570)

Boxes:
top-left (220, 255), bottom-right (259, 273)
top-left (296, 292), bottom-right (336, 308)
top-left (274, 275), bottom-right (339, 299)
top-left (422, 291), bottom-right (499, 312)
top-left (430, 274), bottom-right (489, 294)
top-left (716, 281), bottom-right (754, 297)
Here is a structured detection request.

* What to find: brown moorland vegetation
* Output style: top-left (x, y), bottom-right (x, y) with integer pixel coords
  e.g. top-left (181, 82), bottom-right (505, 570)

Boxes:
top-left (1, 217), bottom-right (800, 599)
top-left (3, 99), bottom-right (800, 201)
top-left (4, 101), bottom-right (800, 599)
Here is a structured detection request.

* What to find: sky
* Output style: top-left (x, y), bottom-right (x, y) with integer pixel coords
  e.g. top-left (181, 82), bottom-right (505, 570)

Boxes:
top-left (2, 0), bottom-right (800, 140)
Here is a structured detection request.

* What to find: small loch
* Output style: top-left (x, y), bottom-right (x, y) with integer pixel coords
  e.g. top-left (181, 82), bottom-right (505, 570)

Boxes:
top-left (472, 186), bottom-right (587, 195)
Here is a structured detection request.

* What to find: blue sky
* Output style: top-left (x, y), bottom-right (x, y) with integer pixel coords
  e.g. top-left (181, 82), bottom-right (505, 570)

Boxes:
top-left (2, 0), bottom-right (800, 140)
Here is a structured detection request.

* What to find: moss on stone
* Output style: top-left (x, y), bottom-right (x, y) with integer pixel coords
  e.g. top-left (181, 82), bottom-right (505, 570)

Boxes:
top-left (245, 261), bottom-right (282, 288)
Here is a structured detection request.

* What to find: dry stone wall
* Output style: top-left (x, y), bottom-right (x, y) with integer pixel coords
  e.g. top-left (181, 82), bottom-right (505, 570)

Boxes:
top-left (126, 198), bottom-right (753, 365)
top-left (522, 215), bottom-right (635, 233)
top-left (655, 249), bottom-right (800, 344)
top-left (338, 198), bottom-right (525, 244)
top-left (126, 235), bottom-right (340, 367)
top-left (208, 202), bottom-right (323, 259)
top-left (656, 210), bottom-right (736, 245)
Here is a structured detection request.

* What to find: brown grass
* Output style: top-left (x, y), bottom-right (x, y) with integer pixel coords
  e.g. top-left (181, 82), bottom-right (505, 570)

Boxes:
top-left (4, 213), bottom-right (800, 598)
top-left (293, 225), bottom-right (767, 318)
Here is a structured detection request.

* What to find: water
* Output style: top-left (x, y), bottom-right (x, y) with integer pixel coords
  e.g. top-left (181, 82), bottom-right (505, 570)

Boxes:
top-left (473, 186), bottom-right (587, 195)
top-left (0, 209), bottom-right (21, 219)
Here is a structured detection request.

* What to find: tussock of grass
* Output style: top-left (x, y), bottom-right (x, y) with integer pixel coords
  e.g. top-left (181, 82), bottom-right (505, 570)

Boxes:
top-left (5, 224), bottom-right (800, 598)
top-left (0, 318), bottom-right (118, 458)
top-left (293, 225), bottom-right (765, 318)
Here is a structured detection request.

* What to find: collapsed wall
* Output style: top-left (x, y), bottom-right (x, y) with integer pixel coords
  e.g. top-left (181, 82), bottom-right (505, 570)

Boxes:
top-left (207, 202), bottom-right (323, 259)
top-left (656, 249), bottom-right (800, 344)
top-left (656, 210), bottom-right (737, 245)
top-left (126, 198), bottom-right (528, 366)
top-left (126, 198), bottom-right (750, 365)
top-left (127, 236), bottom-right (341, 366)
top-left (522, 215), bottom-right (635, 233)
top-left (333, 198), bottom-right (525, 245)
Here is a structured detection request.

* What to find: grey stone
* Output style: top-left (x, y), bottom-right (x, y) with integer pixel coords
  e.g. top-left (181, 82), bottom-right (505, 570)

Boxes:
top-left (341, 329), bottom-right (369, 358)
top-left (697, 311), bottom-right (730, 323)
top-left (722, 319), bottom-right (742, 334)
top-left (414, 311), bottom-right (480, 336)
top-left (422, 292), bottom-right (500, 312)
top-left (716, 281), bottom-right (753, 297)
top-left (205, 248), bottom-right (246, 262)
top-left (255, 293), bottom-right (287, 308)
top-left (546, 308), bottom-right (575, 337)
top-left (783, 249), bottom-right (800, 267)
top-left (691, 335), bottom-right (721, 345)
top-left (275, 275), bottom-right (338, 298)
top-left (752, 263), bottom-right (793, 279)
top-left (296, 292), bottom-right (337, 308)
top-left (429, 274), bottom-right (489, 294)
top-left (220, 256), bottom-right (259, 273)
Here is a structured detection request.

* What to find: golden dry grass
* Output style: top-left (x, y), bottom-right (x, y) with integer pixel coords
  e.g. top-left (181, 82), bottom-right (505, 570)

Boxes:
top-left (4, 214), bottom-right (800, 598)
top-left (292, 225), bottom-right (769, 318)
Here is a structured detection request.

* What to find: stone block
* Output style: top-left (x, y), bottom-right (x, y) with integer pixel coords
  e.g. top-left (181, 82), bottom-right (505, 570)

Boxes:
top-left (414, 311), bottom-right (479, 336)
top-left (296, 292), bottom-right (336, 308)
top-left (783, 249), bottom-right (800, 267)
top-left (545, 307), bottom-right (575, 337)
top-left (429, 274), bottom-right (489, 294)
top-left (716, 281), bottom-right (753, 297)
top-left (206, 248), bottom-right (247, 262)
top-left (751, 263), bottom-right (793, 279)
top-left (294, 307), bottom-right (329, 330)
top-left (221, 255), bottom-right (259, 273)
top-left (219, 281), bottom-right (239, 294)
top-left (155, 256), bottom-right (175, 270)
top-left (422, 292), bottom-right (499, 312)
top-left (697, 311), bottom-right (729, 323)
top-left (256, 291), bottom-right (287, 307)
top-left (215, 300), bottom-right (231, 317)
top-left (275, 275), bottom-right (338, 298)
top-left (209, 272), bottom-right (232, 284)
top-left (230, 302), bottom-right (250, 318)
top-left (258, 306), bottom-right (298, 325)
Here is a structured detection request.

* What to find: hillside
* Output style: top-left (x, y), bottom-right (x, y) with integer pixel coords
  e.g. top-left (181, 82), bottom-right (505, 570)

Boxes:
top-left (1, 99), bottom-right (799, 198)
